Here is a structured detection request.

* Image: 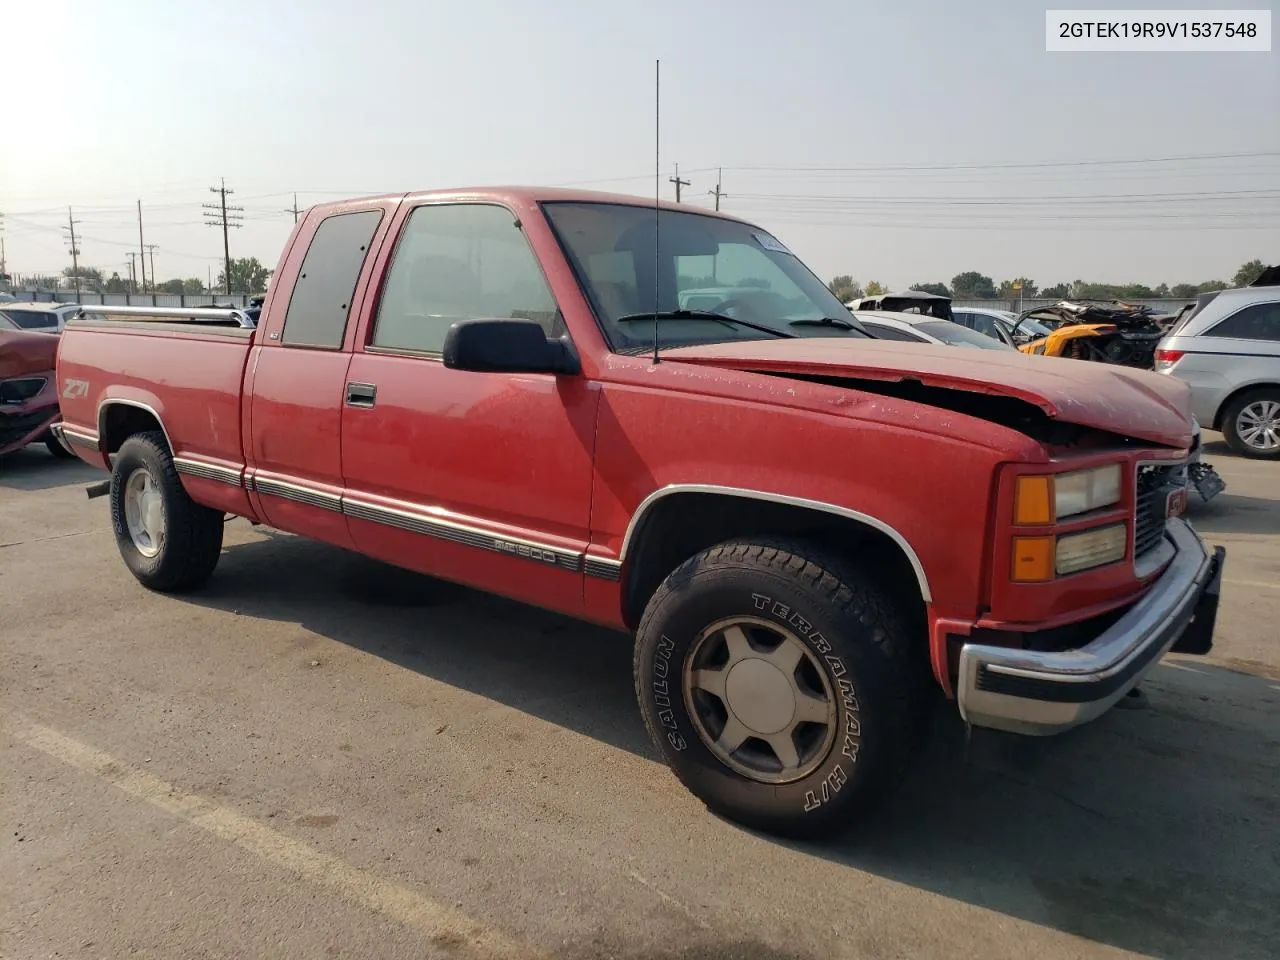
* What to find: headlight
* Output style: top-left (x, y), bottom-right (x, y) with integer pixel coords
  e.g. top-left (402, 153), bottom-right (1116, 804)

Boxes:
top-left (1053, 464), bottom-right (1122, 519)
top-left (1014, 463), bottom-right (1124, 524)
top-left (1055, 523), bottom-right (1127, 575)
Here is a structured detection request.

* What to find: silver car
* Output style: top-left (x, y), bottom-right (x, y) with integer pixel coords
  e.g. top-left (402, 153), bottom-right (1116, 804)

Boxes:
top-left (1156, 283), bottom-right (1280, 458)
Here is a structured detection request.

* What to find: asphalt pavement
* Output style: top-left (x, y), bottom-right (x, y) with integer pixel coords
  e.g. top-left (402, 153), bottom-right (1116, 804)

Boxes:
top-left (2, 435), bottom-right (1277, 960)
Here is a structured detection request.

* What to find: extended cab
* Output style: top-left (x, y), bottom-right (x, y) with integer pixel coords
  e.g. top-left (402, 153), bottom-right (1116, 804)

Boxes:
top-left (54, 188), bottom-right (1225, 837)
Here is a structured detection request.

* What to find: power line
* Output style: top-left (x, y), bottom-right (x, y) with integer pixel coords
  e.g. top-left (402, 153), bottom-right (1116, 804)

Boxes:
top-left (284, 193), bottom-right (301, 223)
top-left (203, 178), bottom-right (243, 295)
top-left (724, 149), bottom-right (1280, 175)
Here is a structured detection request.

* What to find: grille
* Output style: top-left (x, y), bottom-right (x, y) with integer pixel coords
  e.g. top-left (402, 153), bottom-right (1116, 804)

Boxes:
top-left (1134, 463), bottom-right (1185, 559)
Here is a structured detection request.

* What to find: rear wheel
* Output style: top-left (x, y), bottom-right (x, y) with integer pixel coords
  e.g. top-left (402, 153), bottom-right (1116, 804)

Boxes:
top-left (109, 431), bottom-right (224, 591)
top-left (634, 538), bottom-right (929, 838)
top-left (1222, 389), bottom-right (1280, 459)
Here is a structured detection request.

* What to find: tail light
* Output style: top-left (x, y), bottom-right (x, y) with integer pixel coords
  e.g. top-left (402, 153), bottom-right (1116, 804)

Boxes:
top-left (1154, 348), bottom-right (1185, 370)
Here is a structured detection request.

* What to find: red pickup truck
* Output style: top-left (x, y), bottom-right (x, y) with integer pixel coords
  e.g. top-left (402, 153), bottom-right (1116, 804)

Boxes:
top-left (54, 187), bottom-right (1225, 836)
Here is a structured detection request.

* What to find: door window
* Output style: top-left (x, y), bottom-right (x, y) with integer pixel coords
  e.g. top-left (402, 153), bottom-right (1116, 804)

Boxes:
top-left (371, 204), bottom-right (562, 354)
top-left (281, 209), bottom-right (384, 348)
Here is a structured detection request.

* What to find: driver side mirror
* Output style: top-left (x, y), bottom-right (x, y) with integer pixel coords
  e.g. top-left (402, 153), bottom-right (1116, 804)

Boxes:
top-left (442, 318), bottom-right (580, 375)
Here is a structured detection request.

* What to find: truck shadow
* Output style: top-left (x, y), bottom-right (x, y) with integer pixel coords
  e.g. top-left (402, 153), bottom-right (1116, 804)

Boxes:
top-left (191, 528), bottom-right (1280, 960)
top-left (0, 445), bottom-right (103, 491)
top-left (1188, 493), bottom-right (1280, 536)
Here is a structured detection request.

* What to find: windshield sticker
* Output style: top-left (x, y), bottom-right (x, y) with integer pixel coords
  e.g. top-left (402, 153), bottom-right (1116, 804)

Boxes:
top-left (753, 232), bottom-right (793, 256)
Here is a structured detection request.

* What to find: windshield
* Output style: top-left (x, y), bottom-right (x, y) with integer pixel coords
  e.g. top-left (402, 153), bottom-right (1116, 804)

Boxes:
top-left (543, 202), bottom-right (869, 351)
top-left (916, 320), bottom-right (1014, 350)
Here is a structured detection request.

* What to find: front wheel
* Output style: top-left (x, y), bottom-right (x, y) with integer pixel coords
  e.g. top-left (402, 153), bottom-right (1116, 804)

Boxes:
top-left (634, 538), bottom-right (929, 838)
top-left (1222, 389), bottom-right (1280, 459)
top-left (109, 431), bottom-right (224, 591)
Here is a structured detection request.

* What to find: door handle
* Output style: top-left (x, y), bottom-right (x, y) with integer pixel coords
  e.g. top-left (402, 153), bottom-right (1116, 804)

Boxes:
top-left (346, 381), bottom-right (377, 408)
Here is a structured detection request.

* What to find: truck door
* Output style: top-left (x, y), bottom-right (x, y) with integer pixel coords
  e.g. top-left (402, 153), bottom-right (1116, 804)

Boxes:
top-left (246, 204), bottom-right (391, 548)
top-left (340, 201), bottom-right (598, 615)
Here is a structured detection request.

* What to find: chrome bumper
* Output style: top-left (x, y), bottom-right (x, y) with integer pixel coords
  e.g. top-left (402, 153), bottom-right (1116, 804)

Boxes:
top-left (958, 518), bottom-right (1225, 736)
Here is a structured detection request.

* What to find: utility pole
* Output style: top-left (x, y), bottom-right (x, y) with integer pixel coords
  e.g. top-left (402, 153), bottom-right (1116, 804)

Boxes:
top-left (145, 244), bottom-right (158, 289)
top-left (63, 207), bottom-right (82, 297)
top-left (126, 253), bottom-right (138, 294)
top-left (708, 168), bottom-right (727, 210)
top-left (203, 178), bottom-right (243, 294)
top-left (284, 193), bottom-right (301, 223)
top-left (0, 212), bottom-right (7, 283)
top-left (669, 163), bottom-right (690, 203)
top-left (137, 200), bottom-right (147, 292)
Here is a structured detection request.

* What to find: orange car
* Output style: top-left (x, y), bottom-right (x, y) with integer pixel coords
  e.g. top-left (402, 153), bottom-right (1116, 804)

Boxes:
top-left (1009, 301), bottom-right (1167, 368)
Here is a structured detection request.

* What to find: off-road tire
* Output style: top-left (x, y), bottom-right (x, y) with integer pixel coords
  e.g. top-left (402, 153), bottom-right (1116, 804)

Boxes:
top-left (1221, 388), bottom-right (1280, 460)
top-left (634, 537), bottom-right (929, 838)
top-left (110, 431), bottom-right (224, 591)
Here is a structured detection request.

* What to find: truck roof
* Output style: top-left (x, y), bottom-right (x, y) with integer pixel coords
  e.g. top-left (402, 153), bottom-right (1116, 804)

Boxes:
top-left (308, 186), bottom-right (752, 223)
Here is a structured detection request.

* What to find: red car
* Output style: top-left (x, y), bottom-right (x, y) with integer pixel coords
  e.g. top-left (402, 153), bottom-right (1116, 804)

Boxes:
top-left (0, 319), bottom-right (68, 458)
top-left (53, 188), bottom-right (1225, 836)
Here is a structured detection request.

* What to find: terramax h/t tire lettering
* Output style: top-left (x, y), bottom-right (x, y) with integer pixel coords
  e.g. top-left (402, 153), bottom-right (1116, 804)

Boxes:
top-left (634, 538), bottom-right (928, 838)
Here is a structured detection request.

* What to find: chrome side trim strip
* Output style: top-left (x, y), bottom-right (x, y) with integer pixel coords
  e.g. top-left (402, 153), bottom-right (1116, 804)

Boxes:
top-left (342, 495), bottom-right (584, 573)
top-left (617, 484), bottom-right (932, 603)
top-left (173, 457), bottom-right (244, 488)
top-left (253, 475), bottom-right (342, 512)
top-left (58, 424), bottom-right (100, 450)
top-left (583, 556), bottom-right (623, 581)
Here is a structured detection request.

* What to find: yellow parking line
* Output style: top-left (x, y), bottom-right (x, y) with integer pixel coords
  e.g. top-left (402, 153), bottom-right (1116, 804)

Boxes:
top-left (11, 720), bottom-right (535, 960)
top-left (1224, 578), bottom-right (1280, 591)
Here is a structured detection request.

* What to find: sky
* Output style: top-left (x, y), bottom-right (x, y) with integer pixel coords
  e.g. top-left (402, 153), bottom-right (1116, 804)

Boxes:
top-left (1, 0), bottom-right (1277, 291)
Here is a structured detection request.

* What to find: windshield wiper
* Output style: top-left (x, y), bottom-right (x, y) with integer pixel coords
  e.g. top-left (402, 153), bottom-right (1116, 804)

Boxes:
top-left (615, 310), bottom-right (795, 339)
top-left (789, 316), bottom-right (856, 330)
top-left (788, 316), bottom-right (877, 337)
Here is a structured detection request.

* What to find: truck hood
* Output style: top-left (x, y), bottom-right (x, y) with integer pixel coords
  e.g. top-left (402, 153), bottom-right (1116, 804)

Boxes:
top-left (662, 337), bottom-right (1193, 448)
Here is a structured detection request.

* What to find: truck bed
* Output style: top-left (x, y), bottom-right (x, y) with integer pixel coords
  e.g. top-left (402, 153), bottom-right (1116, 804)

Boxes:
top-left (56, 319), bottom-right (256, 516)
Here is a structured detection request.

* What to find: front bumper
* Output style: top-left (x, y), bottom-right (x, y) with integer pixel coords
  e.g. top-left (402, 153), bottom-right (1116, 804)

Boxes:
top-left (958, 518), bottom-right (1225, 735)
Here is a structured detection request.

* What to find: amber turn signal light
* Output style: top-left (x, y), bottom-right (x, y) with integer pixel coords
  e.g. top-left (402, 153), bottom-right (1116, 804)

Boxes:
top-left (1011, 536), bottom-right (1055, 582)
top-left (1014, 476), bottom-right (1053, 525)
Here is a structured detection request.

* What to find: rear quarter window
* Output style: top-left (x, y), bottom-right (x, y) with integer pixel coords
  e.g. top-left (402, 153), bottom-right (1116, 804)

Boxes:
top-left (2, 310), bottom-right (59, 330)
top-left (281, 209), bottom-right (384, 348)
top-left (1203, 301), bottom-right (1280, 342)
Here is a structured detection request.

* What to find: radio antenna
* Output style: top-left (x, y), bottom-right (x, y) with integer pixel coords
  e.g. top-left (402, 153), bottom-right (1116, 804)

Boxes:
top-left (652, 58), bottom-right (661, 365)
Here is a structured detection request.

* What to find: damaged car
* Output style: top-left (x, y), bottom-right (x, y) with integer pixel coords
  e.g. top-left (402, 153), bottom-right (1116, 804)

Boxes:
top-left (0, 320), bottom-right (70, 459)
top-left (1010, 300), bottom-right (1167, 368)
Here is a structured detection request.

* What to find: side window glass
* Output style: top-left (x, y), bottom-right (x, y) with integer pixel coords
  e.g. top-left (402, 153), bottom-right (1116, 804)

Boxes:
top-left (371, 204), bottom-right (562, 354)
top-left (281, 210), bottom-right (384, 348)
top-left (1205, 302), bottom-right (1280, 342)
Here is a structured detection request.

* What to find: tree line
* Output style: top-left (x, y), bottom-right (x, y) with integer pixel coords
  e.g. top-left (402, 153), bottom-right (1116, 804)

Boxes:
top-left (19, 258), bottom-right (274, 296)
top-left (827, 259), bottom-right (1270, 304)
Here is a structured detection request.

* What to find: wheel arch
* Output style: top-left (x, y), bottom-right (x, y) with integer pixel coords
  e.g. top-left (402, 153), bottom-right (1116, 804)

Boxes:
top-left (618, 485), bottom-right (932, 630)
top-left (97, 398), bottom-right (174, 455)
top-left (1212, 381), bottom-right (1280, 431)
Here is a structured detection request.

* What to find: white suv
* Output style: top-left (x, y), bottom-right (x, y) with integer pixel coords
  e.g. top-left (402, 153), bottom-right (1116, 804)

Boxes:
top-left (0, 302), bottom-right (80, 334)
top-left (1156, 281), bottom-right (1280, 458)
